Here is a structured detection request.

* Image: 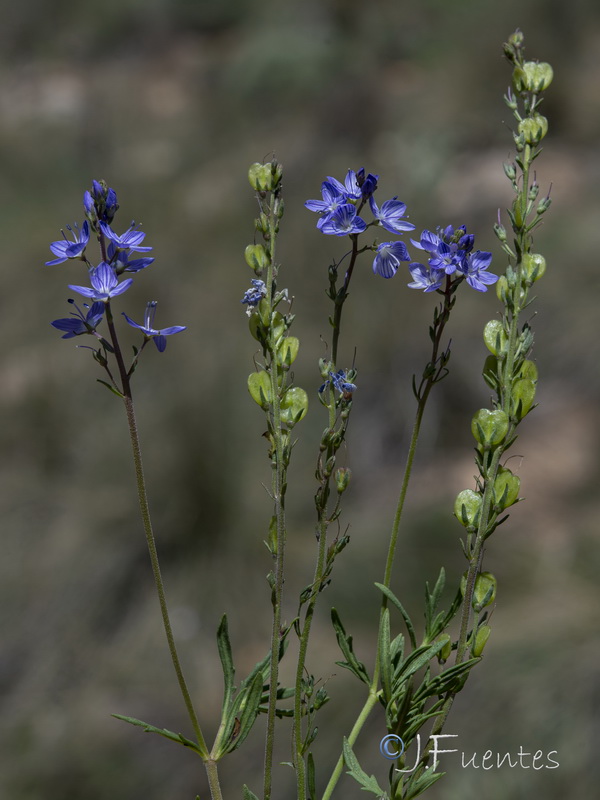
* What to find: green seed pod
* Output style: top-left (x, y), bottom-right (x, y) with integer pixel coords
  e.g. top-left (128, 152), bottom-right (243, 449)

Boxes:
top-left (244, 243), bottom-right (268, 273)
top-left (493, 466), bottom-right (521, 510)
top-left (518, 114), bottom-right (548, 144)
top-left (521, 253), bottom-right (546, 283)
top-left (495, 275), bottom-right (509, 304)
top-left (512, 61), bottom-right (554, 93)
top-left (270, 311), bottom-right (286, 345)
top-left (247, 371), bottom-right (272, 409)
top-left (435, 633), bottom-right (453, 664)
top-left (248, 162), bottom-right (274, 192)
top-left (511, 378), bottom-right (536, 420)
top-left (335, 467), bottom-right (352, 494)
top-left (516, 359), bottom-right (538, 382)
top-left (483, 320), bottom-right (508, 357)
top-left (472, 625), bottom-right (492, 657)
top-left (277, 336), bottom-right (299, 368)
top-left (454, 489), bottom-right (483, 529)
top-left (471, 408), bottom-right (509, 447)
top-left (280, 387), bottom-right (308, 427)
top-left (473, 572), bottom-right (497, 611)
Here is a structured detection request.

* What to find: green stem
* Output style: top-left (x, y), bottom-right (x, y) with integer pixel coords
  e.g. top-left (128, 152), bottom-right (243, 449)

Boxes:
top-left (293, 234), bottom-right (362, 798)
top-left (205, 759), bottom-right (224, 800)
top-left (293, 511), bottom-right (329, 800)
top-left (321, 690), bottom-right (380, 800)
top-left (331, 236), bottom-right (359, 366)
top-left (263, 192), bottom-right (287, 800)
top-left (123, 394), bottom-right (209, 758)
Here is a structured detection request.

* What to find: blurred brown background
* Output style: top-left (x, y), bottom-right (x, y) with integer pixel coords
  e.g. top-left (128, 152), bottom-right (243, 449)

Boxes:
top-left (1, 1), bottom-right (599, 798)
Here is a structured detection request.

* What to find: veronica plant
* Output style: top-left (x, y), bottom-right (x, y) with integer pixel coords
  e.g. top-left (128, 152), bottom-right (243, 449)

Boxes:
top-left (45, 29), bottom-right (551, 800)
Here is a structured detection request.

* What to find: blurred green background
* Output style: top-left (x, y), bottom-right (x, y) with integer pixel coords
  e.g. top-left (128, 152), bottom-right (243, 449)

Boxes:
top-left (2, 0), bottom-right (599, 798)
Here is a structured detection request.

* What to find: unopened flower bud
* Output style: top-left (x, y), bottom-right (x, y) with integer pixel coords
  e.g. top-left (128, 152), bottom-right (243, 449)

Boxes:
top-left (509, 30), bottom-right (524, 47)
top-left (493, 222), bottom-right (507, 243)
top-left (503, 162), bottom-right (517, 182)
top-left (536, 194), bottom-right (552, 215)
top-left (435, 633), bottom-right (453, 664)
top-left (335, 467), bottom-right (352, 494)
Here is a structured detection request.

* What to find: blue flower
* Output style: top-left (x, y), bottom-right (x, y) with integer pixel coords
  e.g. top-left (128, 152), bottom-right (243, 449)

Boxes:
top-left (319, 369), bottom-right (357, 395)
top-left (319, 204), bottom-right (367, 236)
top-left (369, 196), bottom-right (416, 235)
top-left (99, 221), bottom-right (152, 253)
top-left (372, 241), bottom-right (410, 278)
top-left (305, 181), bottom-right (347, 226)
top-left (408, 224), bottom-right (496, 291)
top-left (68, 262), bottom-right (133, 302)
top-left (411, 225), bottom-right (475, 276)
top-left (327, 170), bottom-right (363, 201)
top-left (51, 300), bottom-right (105, 338)
top-left (46, 221), bottom-right (90, 265)
top-left (407, 262), bottom-right (445, 292)
top-left (458, 250), bottom-right (498, 292)
top-left (108, 243), bottom-right (155, 274)
top-left (122, 301), bottom-right (186, 352)
top-left (241, 279), bottom-right (267, 308)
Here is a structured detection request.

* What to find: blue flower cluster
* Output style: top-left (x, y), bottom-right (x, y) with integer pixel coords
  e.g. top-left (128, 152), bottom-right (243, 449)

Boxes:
top-left (408, 225), bottom-right (498, 293)
top-left (306, 172), bottom-right (497, 292)
top-left (305, 168), bottom-right (414, 279)
top-left (47, 180), bottom-right (185, 351)
top-left (319, 369), bottom-right (357, 396)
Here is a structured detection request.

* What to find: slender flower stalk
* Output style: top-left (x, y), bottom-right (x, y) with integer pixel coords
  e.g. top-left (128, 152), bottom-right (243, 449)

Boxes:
top-left (263, 186), bottom-right (287, 800)
top-left (244, 160), bottom-right (307, 800)
top-left (46, 181), bottom-right (221, 799)
top-left (321, 276), bottom-right (458, 800)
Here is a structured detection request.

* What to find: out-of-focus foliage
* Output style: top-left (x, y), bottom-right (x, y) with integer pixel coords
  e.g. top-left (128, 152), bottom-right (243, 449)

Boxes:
top-left (1, 1), bottom-right (600, 798)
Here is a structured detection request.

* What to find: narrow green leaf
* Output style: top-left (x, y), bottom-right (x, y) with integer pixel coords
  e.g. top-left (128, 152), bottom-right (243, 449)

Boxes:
top-left (374, 583), bottom-right (417, 649)
top-left (342, 738), bottom-right (388, 798)
top-left (331, 608), bottom-right (370, 685)
top-left (96, 379), bottom-right (124, 398)
top-left (216, 615), bottom-right (236, 717)
top-left (396, 640), bottom-right (446, 685)
top-left (431, 568), bottom-right (445, 611)
top-left (235, 671), bottom-right (263, 750)
top-left (414, 657), bottom-right (480, 701)
top-left (307, 752), bottom-right (316, 800)
top-left (379, 608), bottom-right (392, 703)
top-left (242, 786), bottom-right (261, 800)
top-left (112, 714), bottom-right (203, 755)
top-left (403, 767), bottom-right (444, 799)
